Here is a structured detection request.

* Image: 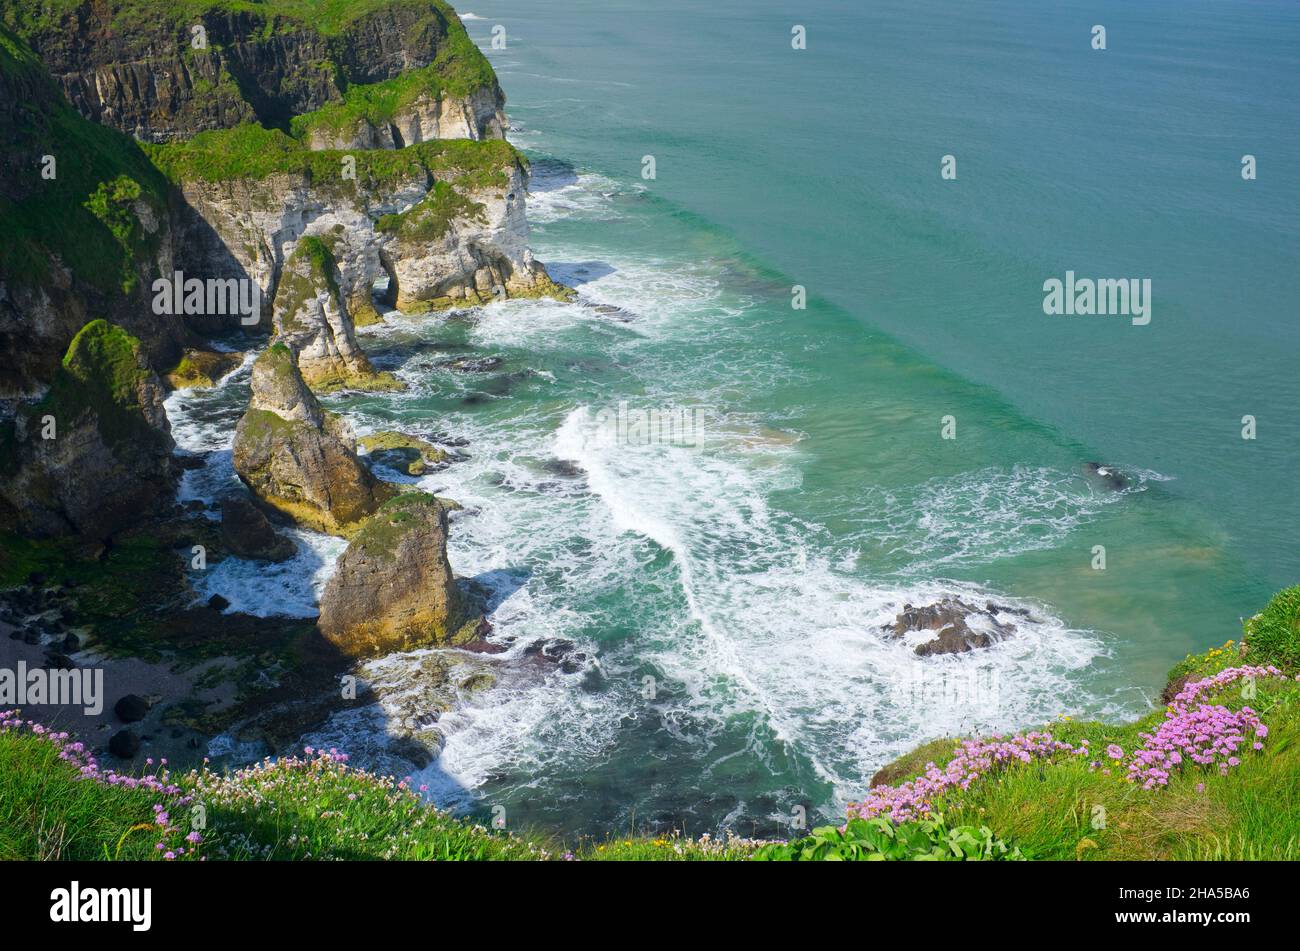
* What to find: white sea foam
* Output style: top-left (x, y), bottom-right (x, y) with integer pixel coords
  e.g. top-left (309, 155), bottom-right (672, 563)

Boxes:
top-left (550, 407), bottom-right (1116, 811)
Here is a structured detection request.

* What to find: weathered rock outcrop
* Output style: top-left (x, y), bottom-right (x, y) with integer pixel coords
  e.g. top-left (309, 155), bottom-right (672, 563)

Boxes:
top-left (160, 133), bottom-right (568, 332)
top-left (231, 344), bottom-right (394, 535)
top-left (219, 495), bottom-right (296, 562)
top-left (163, 348), bottom-right (244, 389)
top-left (885, 597), bottom-right (1024, 657)
top-left (0, 320), bottom-right (175, 539)
top-left (297, 77), bottom-right (506, 150)
top-left (377, 171), bottom-right (570, 311)
top-left (272, 237), bottom-right (400, 391)
top-left (3, 0), bottom-right (506, 143)
top-left (318, 492), bottom-right (479, 659)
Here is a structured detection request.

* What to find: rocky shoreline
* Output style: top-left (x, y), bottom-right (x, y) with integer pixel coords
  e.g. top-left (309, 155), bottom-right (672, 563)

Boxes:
top-left (0, 1), bottom-right (578, 778)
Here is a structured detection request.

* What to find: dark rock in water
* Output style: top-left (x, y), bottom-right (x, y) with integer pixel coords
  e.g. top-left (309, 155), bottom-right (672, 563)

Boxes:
top-left (220, 495), bottom-right (296, 562)
top-left (542, 459), bottom-right (584, 479)
top-left (60, 633), bottom-right (80, 653)
top-left (461, 393), bottom-right (493, 407)
top-left (1082, 462), bottom-right (1127, 491)
top-left (588, 303), bottom-right (638, 323)
top-left (885, 597), bottom-right (1019, 657)
top-left (108, 729), bottom-right (140, 758)
top-left (174, 453), bottom-right (208, 471)
top-left (8, 630), bottom-right (22, 641)
top-left (115, 694), bottom-right (150, 723)
top-left (184, 499), bottom-right (208, 513)
top-left (44, 651), bottom-right (76, 669)
top-left (441, 356), bottom-right (504, 373)
top-left (22, 629), bottom-right (41, 645)
top-left (207, 594), bottom-right (231, 612)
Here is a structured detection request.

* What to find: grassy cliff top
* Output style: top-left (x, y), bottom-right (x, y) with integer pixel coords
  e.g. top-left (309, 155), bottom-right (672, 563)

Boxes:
top-left (144, 122), bottom-right (518, 190)
top-left (1, 0), bottom-right (467, 39)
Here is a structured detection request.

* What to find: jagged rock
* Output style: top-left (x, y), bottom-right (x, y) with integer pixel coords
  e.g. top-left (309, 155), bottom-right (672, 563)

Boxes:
top-left (168, 141), bottom-right (570, 333)
top-left (358, 431), bottom-right (449, 476)
top-left (0, 321), bottom-right (176, 539)
top-left (163, 348), bottom-right (244, 389)
top-left (272, 237), bottom-right (401, 392)
top-left (114, 694), bottom-right (150, 723)
top-left (207, 594), bottom-right (231, 612)
top-left (885, 597), bottom-right (1019, 657)
top-left (318, 493), bottom-right (480, 659)
top-left (232, 345), bottom-right (395, 535)
top-left (219, 496), bottom-right (296, 562)
top-left (379, 168), bottom-right (573, 311)
top-left (302, 84), bottom-right (507, 149)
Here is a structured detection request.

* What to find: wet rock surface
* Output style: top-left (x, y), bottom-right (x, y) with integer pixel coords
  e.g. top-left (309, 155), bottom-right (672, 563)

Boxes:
top-left (885, 597), bottom-right (1025, 657)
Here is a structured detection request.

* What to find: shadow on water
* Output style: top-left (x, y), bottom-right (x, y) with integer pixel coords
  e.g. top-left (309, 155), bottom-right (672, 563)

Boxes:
top-left (546, 260), bottom-right (616, 287)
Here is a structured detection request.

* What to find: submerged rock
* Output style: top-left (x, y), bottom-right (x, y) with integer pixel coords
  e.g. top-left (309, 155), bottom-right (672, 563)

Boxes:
top-left (318, 493), bottom-right (481, 659)
top-left (1082, 462), bottom-right (1128, 492)
top-left (885, 597), bottom-right (1019, 657)
top-left (232, 345), bottom-right (395, 535)
top-left (358, 431), bottom-right (449, 476)
top-left (219, 495), bottom-right (296, 562)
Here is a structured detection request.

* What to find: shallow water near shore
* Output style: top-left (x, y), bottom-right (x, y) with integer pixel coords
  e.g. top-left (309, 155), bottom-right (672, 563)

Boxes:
top-left (167, 0), bottom-right (1298, 836)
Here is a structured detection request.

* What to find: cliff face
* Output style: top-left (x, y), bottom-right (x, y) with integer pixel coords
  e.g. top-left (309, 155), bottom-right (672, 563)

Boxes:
top-left (154, 129), bottom-right (566, 333)
top-left (2, 1), bottom-right (563, 546)
top-left (0, 23), bottom-right (185, 401)
top-left (0, 0), bottom-right (505, 143)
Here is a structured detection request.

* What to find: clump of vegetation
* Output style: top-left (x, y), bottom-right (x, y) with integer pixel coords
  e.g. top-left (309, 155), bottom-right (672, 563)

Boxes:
top-left (145, 122), bottom-right (516, 192)
top-left (37, 320), bottom-right (165, 450)
top-left (754, 815), bottom-right (1023, 861)
top-left (289, 30), bottom-right (497, 143)
top-left (376, 180), bottom-right (486, 243)
top-left (1243, 585), bottom-right (1300, 670)
top-left (0, 713), bottom-right (196, 861)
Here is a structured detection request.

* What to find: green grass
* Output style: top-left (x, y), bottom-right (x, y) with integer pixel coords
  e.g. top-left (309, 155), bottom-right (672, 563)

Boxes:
top-left (376, 179), bottom-right (486, 243)
top-left (1243, 585), bottom-right (1300, 670)
top-left (0, 729), bottom-right (172, 860)
top-left (0, 728), bottom-right (764, 861)
top-left (858, 634), bottom-right (1300, 861)
top-left (145, 122), bottom-right (517, 191)
top-left (288, 28), bottom-right (496, 142)
top-left (1, 0), bottom-right (469, 41)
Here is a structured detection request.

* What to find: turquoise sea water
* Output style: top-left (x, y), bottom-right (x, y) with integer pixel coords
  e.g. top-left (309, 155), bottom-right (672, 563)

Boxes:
top-left (173, 1), bottom-right (1300, 836)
